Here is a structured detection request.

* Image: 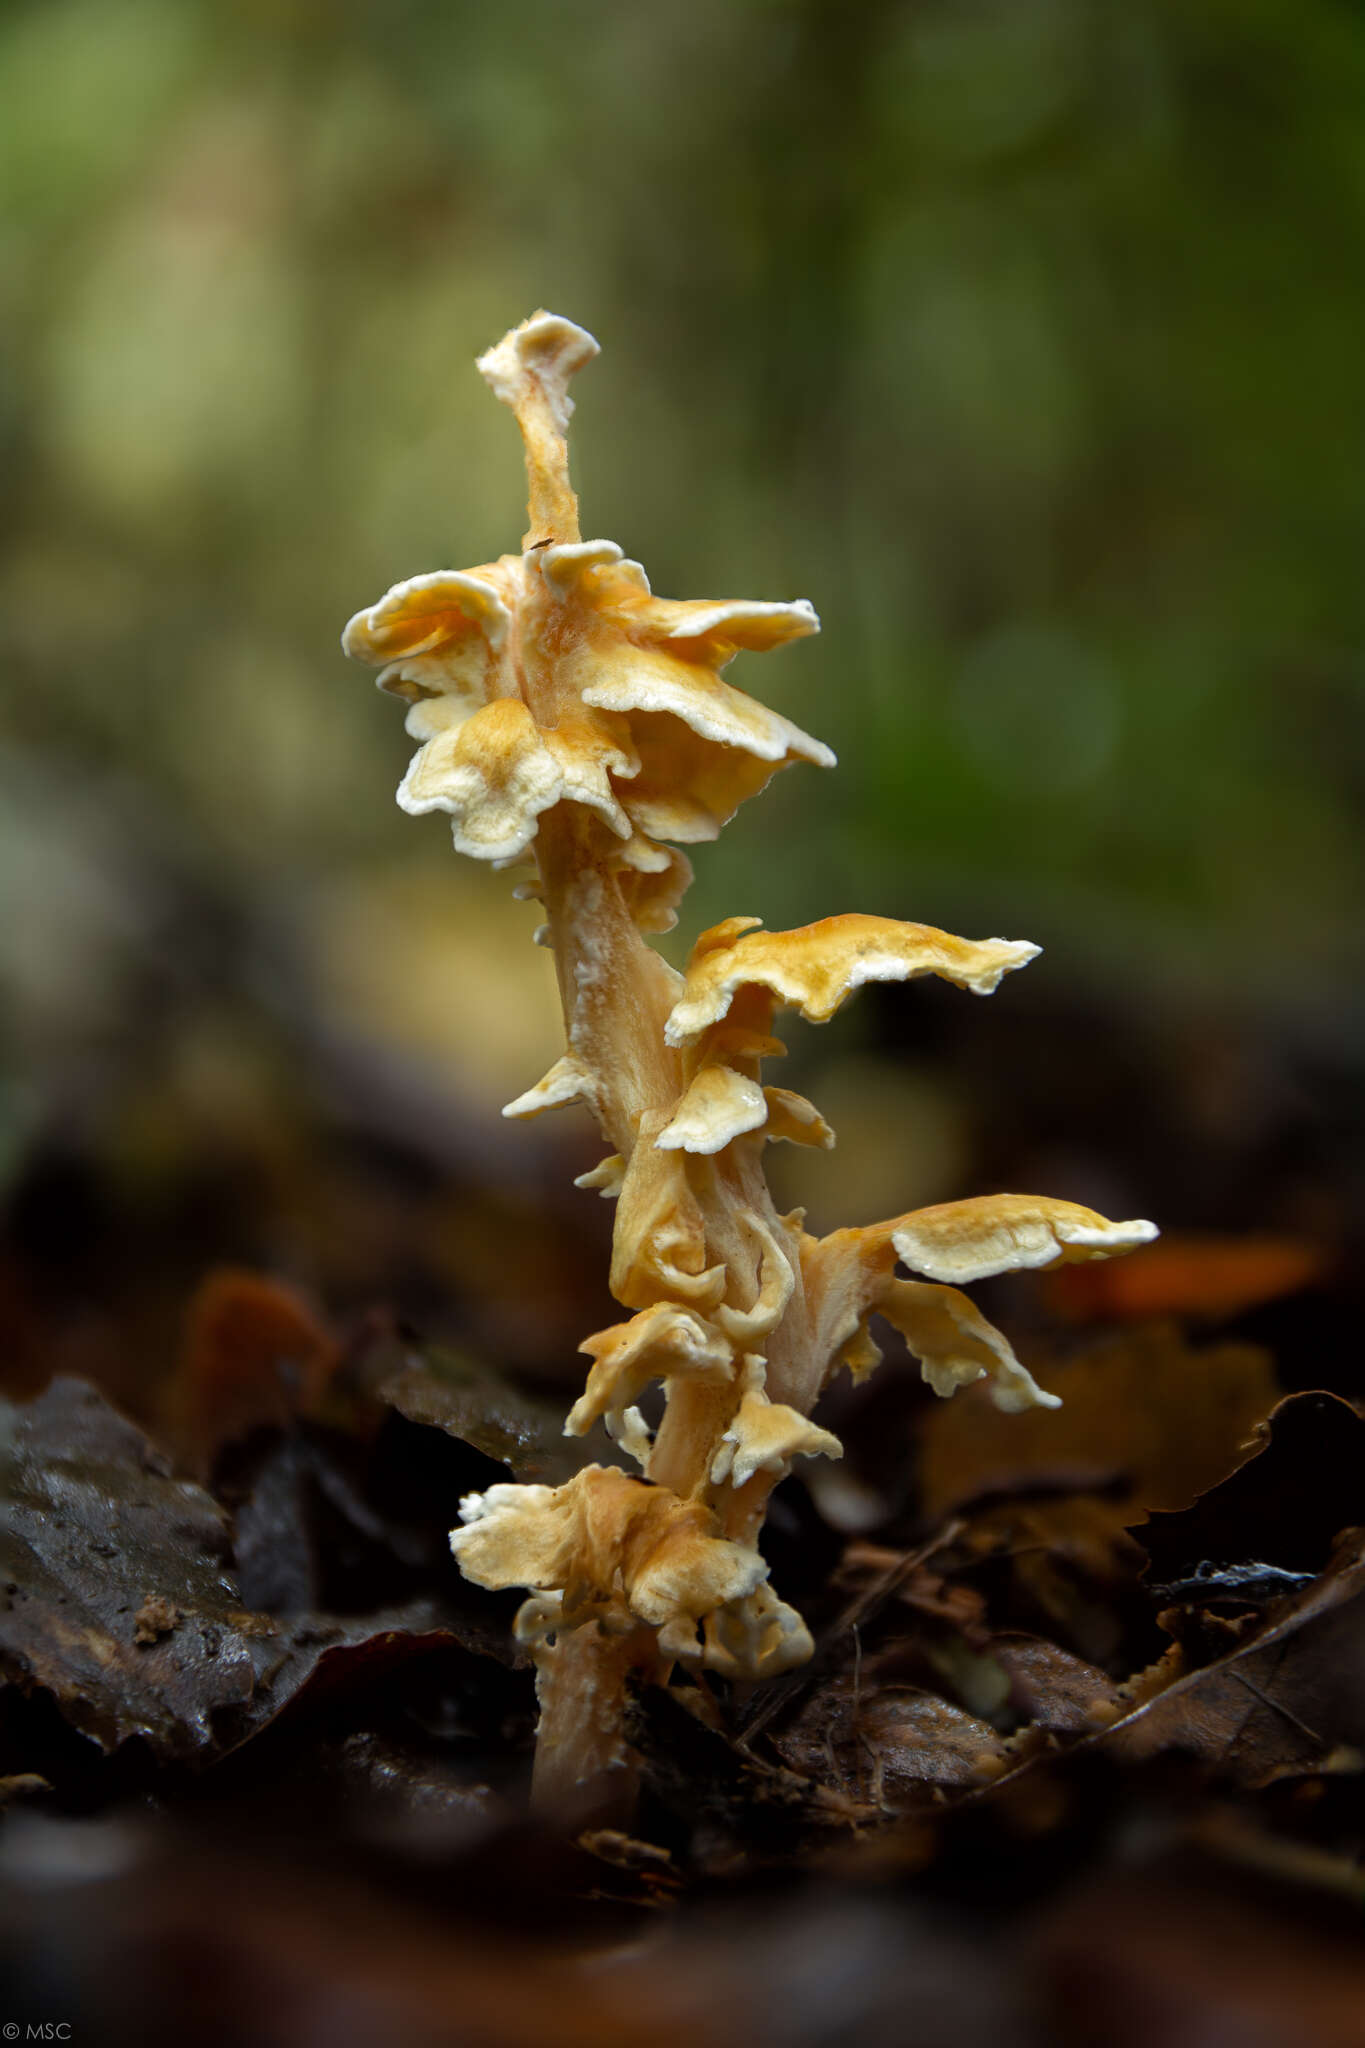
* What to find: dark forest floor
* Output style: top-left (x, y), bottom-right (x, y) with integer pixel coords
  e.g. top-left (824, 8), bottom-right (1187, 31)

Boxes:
top-left (3, 896), bottom-right (1364, 2048)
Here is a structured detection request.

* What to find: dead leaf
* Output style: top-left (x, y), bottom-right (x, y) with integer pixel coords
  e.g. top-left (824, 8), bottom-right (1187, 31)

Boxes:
top-left (1136, 1391), bottom-right (1365, 1589)
top-left (0, 1377), bottom-right (261, 1758)
top-left (379, 1344), bottom-right (618, 1484)
top-left (921, 1321), bottom-right (1278, 1535)
top-left (234, 1600), bottom-right (508, 1741)
top-left (1102, 1545), bottom-right (1365, 1787)
top-left (0, 1379), bottom-right (515, 1769)
top-left (162, 1268), bottom-right (339, 1475)
top-left (771, 1677), bottom-right (1008, 1809)
top-left (226, 1425), bottom-right (435, 1617)
top-left (988, 1634), bottom-right (1123, 1734)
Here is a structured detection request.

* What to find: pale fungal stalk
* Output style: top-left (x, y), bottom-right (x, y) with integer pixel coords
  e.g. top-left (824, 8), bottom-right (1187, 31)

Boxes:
top-left (344, 312), bottom-right (1157, 1814)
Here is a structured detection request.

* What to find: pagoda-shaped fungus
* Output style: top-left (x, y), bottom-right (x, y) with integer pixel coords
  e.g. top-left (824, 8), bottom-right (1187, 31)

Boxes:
top-left (345, 310), bottom-right (1157, 1812)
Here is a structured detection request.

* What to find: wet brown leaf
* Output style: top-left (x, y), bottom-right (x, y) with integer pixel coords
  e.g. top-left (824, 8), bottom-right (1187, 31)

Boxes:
top-left (0, 1379), bottom-right (511, 1767)
top-left (0, 1377), bottom-right (263, 1758)
top-left (226, 1422), bottom-right (440, 1617)
top-left (235, 1600), bottom-right (505, 1739)
top-left (379, 1344), bottom-right (616, 1484)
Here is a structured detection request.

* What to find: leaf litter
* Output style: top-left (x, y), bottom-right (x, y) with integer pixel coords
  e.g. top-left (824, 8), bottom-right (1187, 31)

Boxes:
top-left (3, 1269), bottom-right (1365, 2042)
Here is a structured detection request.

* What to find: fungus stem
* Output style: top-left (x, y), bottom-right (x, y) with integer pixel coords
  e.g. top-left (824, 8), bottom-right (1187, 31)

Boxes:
top-left (515, 382), bottom-right (580, 549)
top-left (476, 311), bottom-right (591, 548)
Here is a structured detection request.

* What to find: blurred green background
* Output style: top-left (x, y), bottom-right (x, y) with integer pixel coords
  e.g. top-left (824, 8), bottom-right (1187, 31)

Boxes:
top-left (3, 0), bottom-right (1363, 1401)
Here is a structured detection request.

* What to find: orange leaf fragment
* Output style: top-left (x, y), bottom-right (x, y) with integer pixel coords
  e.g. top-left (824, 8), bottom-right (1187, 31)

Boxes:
top-left (164, 1267), bottom-right (338, 1474)
top-left (1043, 1232), bottom-right (1331, 1323)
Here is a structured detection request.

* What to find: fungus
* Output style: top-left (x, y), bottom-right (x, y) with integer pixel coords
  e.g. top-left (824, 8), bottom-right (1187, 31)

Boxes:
top-left (345, 309), bottom-right (1157, 1814)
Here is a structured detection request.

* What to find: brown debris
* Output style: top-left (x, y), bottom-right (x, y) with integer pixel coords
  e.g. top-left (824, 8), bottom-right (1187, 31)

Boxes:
top-left (132, 1593), bottom-right (181, 1645)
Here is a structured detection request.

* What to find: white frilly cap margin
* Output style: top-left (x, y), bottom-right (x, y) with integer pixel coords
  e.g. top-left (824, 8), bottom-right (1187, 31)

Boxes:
top-left (476, 312), bottom-right (600, 433)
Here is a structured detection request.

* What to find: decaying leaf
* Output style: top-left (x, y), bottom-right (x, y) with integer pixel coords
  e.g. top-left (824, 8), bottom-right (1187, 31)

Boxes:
top-left (379, 1345), bottom-right (619, 1485)
top-left (1100, 1543), bottom-right (1365, 1787)
top-left (987, 1633), bottom-right (1124, 1735)
top-left (920, 1321), bottom-right (1279, 1535)
top-left (161, 1267), bottom-right (340, 1476)
top-left (771, 1676), bottom-right (1009, 1810)
top-left (226, 1425), bottom-right (417, 1617)
top-left (1135, 1391), bottom-right (1365, 1589)
top-left (236, 1600), bottom-right (509, 1741)
top-left (0, 1377), bottom-right (264, 1758)
top-left (0, 1378), bottom-right (515, 1767)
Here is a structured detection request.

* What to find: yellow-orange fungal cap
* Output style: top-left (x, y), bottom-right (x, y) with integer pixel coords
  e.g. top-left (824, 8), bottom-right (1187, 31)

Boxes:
top-left (710, 1360), bottom-right (843, 1489)
top-left (666, 915), bottom-right (1041, 1044)
top-left (451, 1465), bottom-right (769, 1635)
top-left (345, 341), bottom-right (828, 889)
top-left (889, 1193), bottom-right (1159, 1285)
top-left (501, 1051), bottom-right (598, 1121)
top-left (655, 1065), bottom-right (769, 1154)
top-left (670, 1581), bottom-right (815, 1680)
top-left (762, 1086), bottom-right (836, 1149)
top-left (395, 697), bottom-right (562, 862)
top-left (879, 1277), bottom-right (1059, 1412)
top-left (573, 1153), bottom-right (626, 1199)
top-left (566, 1303), bottom-right (732, 1439)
